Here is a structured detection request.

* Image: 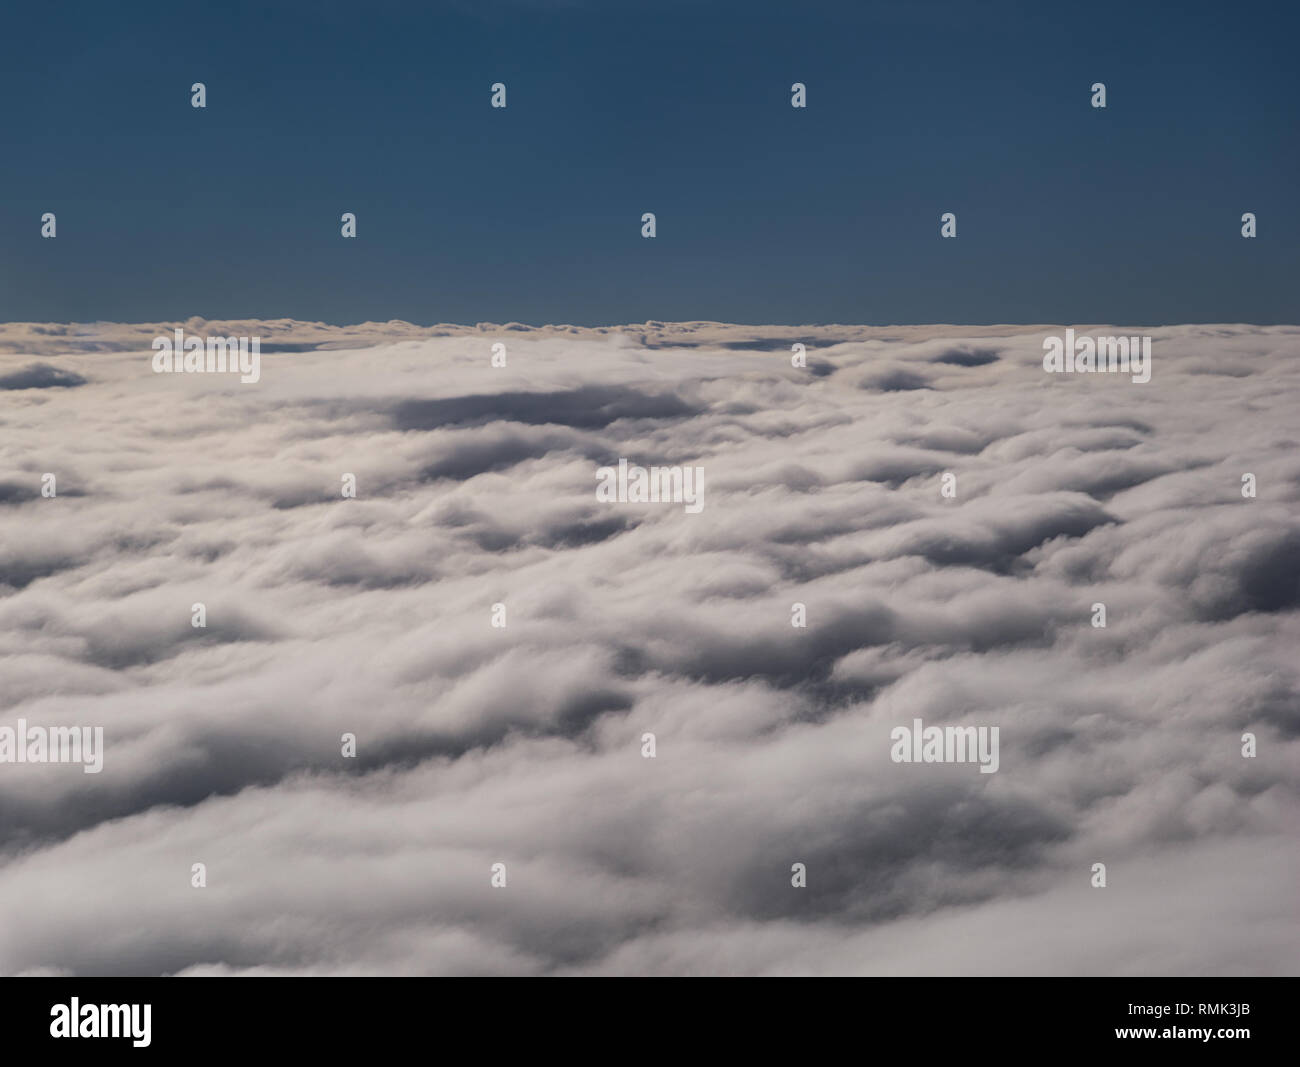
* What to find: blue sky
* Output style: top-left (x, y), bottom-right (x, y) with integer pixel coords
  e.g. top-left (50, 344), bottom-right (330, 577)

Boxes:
top-left (3, 0), bottom-right (1297, 325)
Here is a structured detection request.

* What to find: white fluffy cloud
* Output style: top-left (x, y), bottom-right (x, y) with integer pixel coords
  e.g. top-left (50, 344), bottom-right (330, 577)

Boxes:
top-left (0, 320), bottom-right (1297, 975)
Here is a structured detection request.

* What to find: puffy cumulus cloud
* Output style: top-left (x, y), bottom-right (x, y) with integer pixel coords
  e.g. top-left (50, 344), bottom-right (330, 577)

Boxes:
top-left (0, 321), bottom-right (1297, 976)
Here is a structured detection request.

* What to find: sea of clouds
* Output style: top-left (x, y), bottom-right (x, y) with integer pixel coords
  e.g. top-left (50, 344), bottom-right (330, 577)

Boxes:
top-left (1, 320), bottom-right (1297, 976)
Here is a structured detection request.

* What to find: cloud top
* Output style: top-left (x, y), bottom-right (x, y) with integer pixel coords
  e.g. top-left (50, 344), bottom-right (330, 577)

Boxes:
top-left (0, 322), bottom-right (1296, 975)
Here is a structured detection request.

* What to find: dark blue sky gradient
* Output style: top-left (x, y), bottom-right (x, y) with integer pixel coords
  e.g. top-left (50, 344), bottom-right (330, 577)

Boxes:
top-left (3, 0), bottom-right (1297, 325)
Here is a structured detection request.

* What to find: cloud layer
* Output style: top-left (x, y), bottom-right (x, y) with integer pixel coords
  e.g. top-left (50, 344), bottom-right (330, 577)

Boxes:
top-left (1, 321), bottom-right (1297, 975)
